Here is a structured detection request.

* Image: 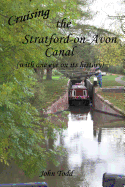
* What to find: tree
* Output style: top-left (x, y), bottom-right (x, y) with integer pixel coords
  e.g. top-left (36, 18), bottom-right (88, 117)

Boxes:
top-left (56, 19), bottom-right (119, 76)
top-left (46, 67), bottom-right (53, 80)
top-left (105, 1), bottom-right (125, 71)
top-left (0, 0), bottom-right (94, 178)
top-left (94, 38), bottom-right (124, 67)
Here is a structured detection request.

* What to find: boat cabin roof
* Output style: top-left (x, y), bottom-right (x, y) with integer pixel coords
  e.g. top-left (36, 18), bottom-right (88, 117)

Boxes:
top-left (71, 85), bottom-right (87, 89)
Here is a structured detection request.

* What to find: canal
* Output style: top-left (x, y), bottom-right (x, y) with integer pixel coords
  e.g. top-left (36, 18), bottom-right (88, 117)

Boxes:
top-left (0, 106), bottom-right (125, 187)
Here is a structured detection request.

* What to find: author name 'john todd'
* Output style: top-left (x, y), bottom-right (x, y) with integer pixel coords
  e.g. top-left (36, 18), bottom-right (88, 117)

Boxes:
top-left (39, 170), bottom-right (75, 177)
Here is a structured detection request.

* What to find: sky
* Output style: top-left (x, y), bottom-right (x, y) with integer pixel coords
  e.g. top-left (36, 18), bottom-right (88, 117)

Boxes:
top-left (85, 0), bottom-right (125, 36)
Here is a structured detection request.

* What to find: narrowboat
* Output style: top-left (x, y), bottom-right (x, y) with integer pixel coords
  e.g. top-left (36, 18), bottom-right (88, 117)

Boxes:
top-left (69, 82), bottom-right (90, 106)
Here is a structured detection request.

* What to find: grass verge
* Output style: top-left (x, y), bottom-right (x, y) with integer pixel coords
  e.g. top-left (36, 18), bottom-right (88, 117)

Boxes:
top-left (29, 74), bottom-right (69, 111)
top-left (97, 90), bottom-right (124, 112)
top-left (42, 77), bottom-right (69, 109)
top-left (43, 75), bottom-right (61, 80)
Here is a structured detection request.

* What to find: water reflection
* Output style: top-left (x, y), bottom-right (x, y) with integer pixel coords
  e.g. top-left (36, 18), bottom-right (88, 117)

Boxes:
top-left (98, 128), bottom-right (102, 144)
top-left (53, 108), bottom-right (125, 187)
top-left (0, 107), bottom-right (125, 187)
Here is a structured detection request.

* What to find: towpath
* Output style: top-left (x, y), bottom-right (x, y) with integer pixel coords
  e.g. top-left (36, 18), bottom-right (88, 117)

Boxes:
top-left (115, 75), bottom-right (125, 86)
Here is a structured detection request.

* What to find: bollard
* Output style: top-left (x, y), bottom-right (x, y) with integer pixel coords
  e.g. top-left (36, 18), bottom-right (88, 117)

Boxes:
top-left (93, 76), bottom-right (98, 86)
top-left (0, 182), bottom-right (48, 187)
top-left (102, 173), bottom-right (125, 187)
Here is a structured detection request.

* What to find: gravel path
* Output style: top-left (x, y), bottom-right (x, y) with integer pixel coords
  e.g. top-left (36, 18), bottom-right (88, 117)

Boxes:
top-left (115, 75), bottom-right (125, 86)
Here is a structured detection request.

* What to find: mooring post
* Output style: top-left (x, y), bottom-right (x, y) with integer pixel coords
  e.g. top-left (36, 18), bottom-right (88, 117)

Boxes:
top-left (93, 77), bottom-right (98, 108)
top-left (93, 76), bottom-right (97, 86)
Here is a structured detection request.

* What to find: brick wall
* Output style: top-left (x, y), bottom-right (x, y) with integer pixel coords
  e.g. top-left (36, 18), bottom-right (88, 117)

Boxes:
top-left (46, 80), bottom-right (70, 114)
top-left (93, 88), bottom-right (124, 117)
top-left (102, 87), bottom-right (124, 93)
top-left (86, 79), bottom-right (93, 100)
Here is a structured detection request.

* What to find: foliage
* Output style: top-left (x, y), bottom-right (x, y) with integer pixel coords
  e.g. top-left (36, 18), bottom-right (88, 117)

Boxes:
top-left (59, 42), bottom-right (99, 66)
top-left (56, 27), bottom-right (120, 74)
top-left (1, 0), bottom-right (82, 177)
top-left (121, 76), bottom-right (125, 81)
top-left (52, 69), bottom-right (63, 76)
top-left (102, 64), bottom-right (125, 74)
top-left (0, 0), bottom-right (93, 68)
top-left (108, 65), bottom-right (124, 74)
top-left (94, 38), bottom-right (124, 67)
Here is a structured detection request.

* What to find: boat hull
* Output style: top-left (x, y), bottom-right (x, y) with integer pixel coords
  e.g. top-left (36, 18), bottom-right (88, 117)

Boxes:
top-left (69, 98), bottom-right (90, 106)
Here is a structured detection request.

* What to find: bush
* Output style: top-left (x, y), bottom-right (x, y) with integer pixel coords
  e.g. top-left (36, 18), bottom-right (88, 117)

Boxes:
top-left (52, 69), bottom-right (62, 76)
top-left (102, 65), bottom-right (109, 72)
top-left (107, 65), bottom-right (124, 74)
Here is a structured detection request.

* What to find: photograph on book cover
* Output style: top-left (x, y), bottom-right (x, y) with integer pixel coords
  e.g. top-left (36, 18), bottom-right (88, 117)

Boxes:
top-left (0, 0), bottom-right (125, 187)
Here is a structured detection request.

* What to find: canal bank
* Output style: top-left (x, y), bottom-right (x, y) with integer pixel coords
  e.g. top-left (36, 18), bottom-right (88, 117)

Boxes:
top-left (85, 79), bottom-right (125, 118)
top-left (43, 79), bottom-right (69, 115)
top-left (93, 87), bottom-right (125, 117)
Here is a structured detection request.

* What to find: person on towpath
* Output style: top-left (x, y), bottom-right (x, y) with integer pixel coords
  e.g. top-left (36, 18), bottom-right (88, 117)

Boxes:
top-left (95, 67), bottom-right (102, 88)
